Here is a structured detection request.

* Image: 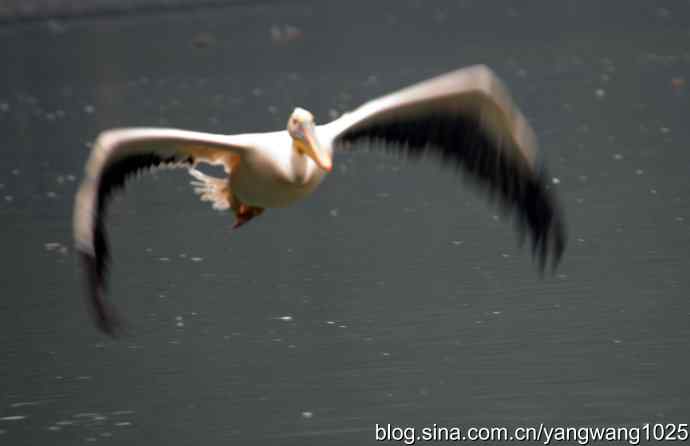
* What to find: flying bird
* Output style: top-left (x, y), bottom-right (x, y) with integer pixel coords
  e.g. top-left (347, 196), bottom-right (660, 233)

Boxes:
top-left (74, 65), bottom-right (566, 335)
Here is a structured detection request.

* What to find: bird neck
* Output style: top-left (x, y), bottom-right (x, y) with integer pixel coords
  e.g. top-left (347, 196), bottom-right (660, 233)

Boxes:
top-left (291, 139), bottom-right (311, 183)
top-left (292, 139), bottom-right (308, 155)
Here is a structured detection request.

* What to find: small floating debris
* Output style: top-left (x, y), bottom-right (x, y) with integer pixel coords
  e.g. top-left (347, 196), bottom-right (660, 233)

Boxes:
top-left (612, 153), bottom-right (623, 160)
top-left (364, 74), bottom-right (378, 86)
top-left (433, 8), bottom-right (447, 22)
top-left (10, 401), bottom-right (42, 408)
top-left (73, 413), bottom-right (100, 419)
top-left (46, 19), bottom-right (66, 34)
top-left (191, 31), bottom-right (216, 49)
top-left (301, 411), bottom-right (313, 419)
top-left (0, 415), bottom-right (27, 421)
top-left (552, 177), bottom-right (561, 184)
top-left (114, 421), bottom-right (133, 427)
top-left (277, 315), bottom-right (293, 322)
top-left (660, 127), bottom-right (670, 134)
top-left (656, 7), bottom-right (670, 18)
top-left (270, 25), bottom-right (302, 44)
top-left (190, 257), bottom-right (203, 262)
top-left (83, 105), bottom-right (95, 114)
top-left (158, 257), bottom-right (170, 262)
top-left (595, 88), bottom-right (605, 99)
top-left (44, 242), bottom-right (68, 254)
top-left (329, 208), bottom-right (339, 217)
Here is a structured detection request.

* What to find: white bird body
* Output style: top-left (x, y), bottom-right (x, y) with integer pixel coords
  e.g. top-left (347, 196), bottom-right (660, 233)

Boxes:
top-left (73, 65), bottom-right (566, 335)
top-left (229, 130), bottom-right (330, 208)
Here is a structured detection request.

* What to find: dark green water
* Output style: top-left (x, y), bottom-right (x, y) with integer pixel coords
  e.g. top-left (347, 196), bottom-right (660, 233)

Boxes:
top-left (1, 1), bottom-right (689, 444)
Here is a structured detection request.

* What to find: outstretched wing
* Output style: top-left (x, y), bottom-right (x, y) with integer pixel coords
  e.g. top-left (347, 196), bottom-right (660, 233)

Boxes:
top-left (73, 127), bottom-right (252, 335)
top-left (320, 65), bottom-right (565, 270)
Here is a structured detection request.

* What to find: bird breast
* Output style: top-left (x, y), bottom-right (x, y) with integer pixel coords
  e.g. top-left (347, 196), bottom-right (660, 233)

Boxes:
top-left (230, 136), bottom-right (326, 208)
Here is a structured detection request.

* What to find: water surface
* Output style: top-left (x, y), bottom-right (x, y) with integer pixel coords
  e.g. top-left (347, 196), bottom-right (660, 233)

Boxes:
top-left (1, 1), bottom-right (689, 444)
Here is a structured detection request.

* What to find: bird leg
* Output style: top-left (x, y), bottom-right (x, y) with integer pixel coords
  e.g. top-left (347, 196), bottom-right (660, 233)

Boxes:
top-left (231, 194), bottom-right (264, 229)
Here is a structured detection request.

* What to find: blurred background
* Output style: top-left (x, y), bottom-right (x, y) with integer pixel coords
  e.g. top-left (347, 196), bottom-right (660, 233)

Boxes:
top-left (1, 1), bottom-right (688, 444)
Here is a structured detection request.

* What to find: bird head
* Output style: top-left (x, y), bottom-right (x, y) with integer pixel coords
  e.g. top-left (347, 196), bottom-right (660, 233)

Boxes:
top-left (287, 107), bottom-right (332, 171)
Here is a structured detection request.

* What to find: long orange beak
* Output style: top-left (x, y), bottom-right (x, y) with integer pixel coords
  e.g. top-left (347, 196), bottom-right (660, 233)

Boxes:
top-left (303, 124), bottom-right (332, 172)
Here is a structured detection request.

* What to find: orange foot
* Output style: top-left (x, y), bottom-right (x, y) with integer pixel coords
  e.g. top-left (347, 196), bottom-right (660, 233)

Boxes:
top-left (233, 203), bottom-right (265, 229)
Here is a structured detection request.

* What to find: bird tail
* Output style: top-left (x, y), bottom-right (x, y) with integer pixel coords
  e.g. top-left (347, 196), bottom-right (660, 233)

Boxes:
top-left (189, 168), bottom-right (232, 210)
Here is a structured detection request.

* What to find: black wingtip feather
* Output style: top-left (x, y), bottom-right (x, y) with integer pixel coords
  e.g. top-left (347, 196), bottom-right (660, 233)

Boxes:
top-left (337, 111), bottom-right (567, 271)
top-left (79, 251), bottom-right (124, 337)
top-left (80, 151), bottom-right (195, 335)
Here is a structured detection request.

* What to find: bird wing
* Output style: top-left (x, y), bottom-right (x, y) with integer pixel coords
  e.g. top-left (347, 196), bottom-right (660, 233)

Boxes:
top-left (73, 127), bottom-right (252, 335)
top-left (320, 65), bottom-right (565, 269)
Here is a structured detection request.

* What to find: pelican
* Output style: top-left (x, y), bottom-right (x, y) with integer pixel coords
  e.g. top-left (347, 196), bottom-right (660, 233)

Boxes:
top-left (74, 65), bottom-right (566, 335)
